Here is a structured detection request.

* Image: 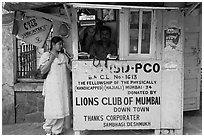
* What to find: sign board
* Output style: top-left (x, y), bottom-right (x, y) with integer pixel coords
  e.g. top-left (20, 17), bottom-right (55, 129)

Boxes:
top-left (79, 15), bottom-right (96, 27)
top-left (72, 60), bottom-right (161, 130)
top-left (17, 17), bottom-right (52, 48)
top-left (164, 27), bottom-right (181, 49)
top-left (79, 15), bottom-right (96, 20)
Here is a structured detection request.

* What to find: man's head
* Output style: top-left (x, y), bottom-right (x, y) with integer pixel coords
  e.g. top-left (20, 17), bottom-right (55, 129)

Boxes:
top-left (100, 26), bottom-right (112, 42)
top-left (87, 26), bottom-right (96, 36)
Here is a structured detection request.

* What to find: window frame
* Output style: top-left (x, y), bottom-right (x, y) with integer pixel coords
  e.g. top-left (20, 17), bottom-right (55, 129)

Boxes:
top-left (16, 39), bottom-right (38, 80)
top-left (15, 28), bottom-right (53, 82)
top-left (119, 8), bottom-right (156, 60)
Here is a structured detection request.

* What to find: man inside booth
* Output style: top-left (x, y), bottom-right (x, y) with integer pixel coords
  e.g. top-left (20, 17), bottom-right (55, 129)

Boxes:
top-left (89, 25), bottom-right (117, 60)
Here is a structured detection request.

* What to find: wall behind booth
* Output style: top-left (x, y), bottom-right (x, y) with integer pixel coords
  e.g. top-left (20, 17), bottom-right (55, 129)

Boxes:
top-left (183, 8), bottom-right (202, 111)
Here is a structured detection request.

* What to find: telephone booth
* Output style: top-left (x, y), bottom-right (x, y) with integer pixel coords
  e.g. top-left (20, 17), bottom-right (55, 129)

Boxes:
top-left (67, 3), bottom-right (184, 135)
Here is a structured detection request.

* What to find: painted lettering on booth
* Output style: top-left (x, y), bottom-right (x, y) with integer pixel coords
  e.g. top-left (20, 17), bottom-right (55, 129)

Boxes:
top-left (109, 63), bottom-right (160, 74)
top-left (73, 61), bottom-right (161, 130)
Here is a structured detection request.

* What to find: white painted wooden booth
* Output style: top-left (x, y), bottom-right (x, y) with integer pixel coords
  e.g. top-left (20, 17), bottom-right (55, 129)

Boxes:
top-left (68, 3), bottom-right (184, 135)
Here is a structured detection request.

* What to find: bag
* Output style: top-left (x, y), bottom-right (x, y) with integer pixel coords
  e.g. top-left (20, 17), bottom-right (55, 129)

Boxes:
top-left (37, 68), bottom-right (49, 79)
top-left (36, 52), bottom-right (52, 79)
top-left (32, 52), bottom-right (51, 79)
top-left (32, 68), bottom-right (49, 79)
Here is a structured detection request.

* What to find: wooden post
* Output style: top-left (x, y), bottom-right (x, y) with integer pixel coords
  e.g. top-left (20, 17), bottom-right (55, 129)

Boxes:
top-left (70, 6), bottom-right (78, 60)
top-left (161, 10), bottom-right (184, 134)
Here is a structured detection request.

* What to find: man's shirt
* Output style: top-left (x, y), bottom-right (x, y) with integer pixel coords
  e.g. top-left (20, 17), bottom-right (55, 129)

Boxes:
top-left (89, 40), bottom-right (117, 60)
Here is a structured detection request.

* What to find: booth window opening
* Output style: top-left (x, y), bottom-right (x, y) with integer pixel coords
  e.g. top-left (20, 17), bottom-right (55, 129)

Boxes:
top-left (129, 10), bottom-right (152, 55)
top-left (77, 8), bottom-right (118, 60)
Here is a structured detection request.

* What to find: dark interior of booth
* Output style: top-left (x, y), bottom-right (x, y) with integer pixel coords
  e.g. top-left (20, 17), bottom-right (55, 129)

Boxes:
top-left (77, 7), bottom-right (119, 60)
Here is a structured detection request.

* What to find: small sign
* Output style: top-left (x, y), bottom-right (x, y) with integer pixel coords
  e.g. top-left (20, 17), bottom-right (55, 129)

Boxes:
top-left (73, 61), bottom-right (161, 130)
top-left (79, 15), bottom-right (95, 21)
top-left (164, 27), bottom-right (181, 49)
top-left (17, 17), bottom-right (52, 48)
top-left (80, 20), bottom-right (96, 27)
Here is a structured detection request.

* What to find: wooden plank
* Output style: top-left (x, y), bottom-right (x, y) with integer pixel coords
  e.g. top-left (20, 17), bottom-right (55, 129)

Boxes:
top-left (184, 97), bottom-right (198, 111)
top-left (184, 53), bottom-right (198, 67)
top-left (70, 6), bottom-right (78, 60)
top-left (184, 27), bottom-right (200, 33)
top-left (184, 16), bottom-right (200, 27)
top-left (155, 10), bottom-right (163, 60)
top-left (68, 3), bottom-right (179, 10)
top-left (14, 82), bottom-right (43, 91)
top-left (185, 32), bottom-right (199, 41)
top-left (184, 41), bottom-right (199, 53)
top-left (184, 104), bottom-right (199, 111)
top-left (184, 89), bottom-right (199, 98)
top-left (161, 70), bottom-right (182, 128)
top-left (183, 8), bottom-right (201, 111)
top-left (184, 78), bottom-right (197, 92)
top-left (63, 4), bottom-right (71, 24)
top-left (184, 97), bottom-right (197, 104)
top-left (199, 13), bottom-right (202, 50)
top-left (184, 67), bottom-right (199, 79)
top-left (138, 10), bottom-right (143, 54)
top-left (13, 32), bottom-right (17, 83)
top-left (119, 8), bottom-right (129, 60)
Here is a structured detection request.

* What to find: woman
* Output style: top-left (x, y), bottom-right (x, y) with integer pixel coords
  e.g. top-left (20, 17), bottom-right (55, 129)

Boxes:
top-left (38, 36), bottom-right (72, 135)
